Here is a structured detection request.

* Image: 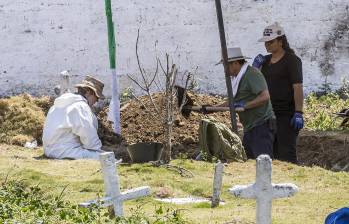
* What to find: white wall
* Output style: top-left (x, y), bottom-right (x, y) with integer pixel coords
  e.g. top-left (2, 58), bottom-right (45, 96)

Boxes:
top-left (0, 0), bottom-right (348, 96)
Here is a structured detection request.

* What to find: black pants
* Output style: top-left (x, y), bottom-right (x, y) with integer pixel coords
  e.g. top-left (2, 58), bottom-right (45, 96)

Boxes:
top-left (243, 120), bottom-right (274, 159)
top-left (273, 114), bottom-right (299, 163)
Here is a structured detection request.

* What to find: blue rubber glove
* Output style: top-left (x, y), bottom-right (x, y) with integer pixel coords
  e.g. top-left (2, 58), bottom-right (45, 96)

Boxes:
top-left (252, 54), bottom-right (266, 69)
top-left (290, 112), bottom-right (304, 130)
top-left (233, 101), bottom-right (245, 112)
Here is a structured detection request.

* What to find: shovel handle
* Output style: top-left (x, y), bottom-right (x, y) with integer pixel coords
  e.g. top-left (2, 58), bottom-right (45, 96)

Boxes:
top-left (205, 106), bottom-right (230, 112)
top-left (183, 105), bottom-right (229, 112)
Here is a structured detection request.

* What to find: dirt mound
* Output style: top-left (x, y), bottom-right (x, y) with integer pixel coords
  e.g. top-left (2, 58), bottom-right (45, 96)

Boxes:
top-left (297, 130), bottom-right (349, 171)
top-left (97, 92), bottom-right (233, 160)
top-left (3, 93), bottom-right (348, 171)
top-left (0, 94), bottom-right (53, 145)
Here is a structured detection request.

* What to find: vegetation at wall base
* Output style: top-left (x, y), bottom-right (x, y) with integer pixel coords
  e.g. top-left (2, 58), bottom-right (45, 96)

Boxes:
top-left (0, 179), bottom-right (188, 224)
top-left (304, 92), bottom-right (349, 131)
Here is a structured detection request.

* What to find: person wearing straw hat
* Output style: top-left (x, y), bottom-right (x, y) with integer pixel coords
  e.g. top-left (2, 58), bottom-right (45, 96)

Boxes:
top-left (43, 75), bottom-right (105, 160)
top-left (252, 22), bottom-right (304, 164)
top-left (216, 47), bottom-right (275, 159)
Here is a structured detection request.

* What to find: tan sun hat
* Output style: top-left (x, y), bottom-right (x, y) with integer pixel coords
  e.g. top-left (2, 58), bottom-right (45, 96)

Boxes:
top-left (216, 47), bottom-right (251, 65)
top-left (75, 75), bottom-right (105, 99)
top-left (258, 22), bottom-right (285, 42)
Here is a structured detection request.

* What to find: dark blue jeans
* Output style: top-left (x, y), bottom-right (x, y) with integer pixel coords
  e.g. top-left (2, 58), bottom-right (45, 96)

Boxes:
top-left (243, 120), bottom-right (274, 159)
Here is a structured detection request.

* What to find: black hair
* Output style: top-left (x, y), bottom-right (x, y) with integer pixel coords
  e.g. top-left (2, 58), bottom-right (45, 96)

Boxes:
top-left (236, 59), bottom-right (246, 65)
top-left (76, 87), bottom-right (96, 99)
top-left (276, 35), bottom-right (295, 54)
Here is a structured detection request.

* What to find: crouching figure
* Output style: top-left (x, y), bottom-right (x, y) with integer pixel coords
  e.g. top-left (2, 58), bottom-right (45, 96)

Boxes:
top-left (43, 75), bottom-right (105, 160)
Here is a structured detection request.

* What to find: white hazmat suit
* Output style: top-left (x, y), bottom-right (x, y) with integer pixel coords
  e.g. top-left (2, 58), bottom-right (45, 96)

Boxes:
top-left (43, 93), bottom-right (103, 159)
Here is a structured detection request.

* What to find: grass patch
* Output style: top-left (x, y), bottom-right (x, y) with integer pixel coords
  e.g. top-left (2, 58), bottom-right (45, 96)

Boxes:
top-left (304, 93), bottom-right (349, 131)
top-left (1, 145), bottom-right (349, 223)
top-left (0, 179), bottom-right (188, 223)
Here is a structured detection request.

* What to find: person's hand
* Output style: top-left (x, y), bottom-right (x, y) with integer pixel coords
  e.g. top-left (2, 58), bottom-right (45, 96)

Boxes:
top-left (290, 112), bottom-right (304, 130)
top-left (233, 101), bottom-right (245, 112)
top-left (252, 54), bottom-right (266, 69)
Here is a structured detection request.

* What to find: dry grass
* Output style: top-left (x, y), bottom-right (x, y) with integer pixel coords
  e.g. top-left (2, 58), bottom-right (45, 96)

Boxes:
top-left (1, 144), bottom-right (349, 224)
top-left (0, 94), bottom-right (52, 146)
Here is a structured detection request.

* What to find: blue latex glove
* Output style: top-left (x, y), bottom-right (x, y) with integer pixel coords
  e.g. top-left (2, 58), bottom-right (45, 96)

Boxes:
top-left (290, 112), bottom-right (304, 130)
top-left (234, 101), bottom-right (245, 112)
top-left (252, 54), bottom-right (266, 68)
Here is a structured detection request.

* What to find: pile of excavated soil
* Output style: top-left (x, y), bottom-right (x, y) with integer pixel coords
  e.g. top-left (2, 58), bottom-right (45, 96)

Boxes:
top-left (97, 92), bottom-right (233, 161)
top-left (2, 93), bottom-right (349, 171)
top-left (0, 94), bottom-right (53, 145)
top-left (297, 130), bottom-right (349, 171)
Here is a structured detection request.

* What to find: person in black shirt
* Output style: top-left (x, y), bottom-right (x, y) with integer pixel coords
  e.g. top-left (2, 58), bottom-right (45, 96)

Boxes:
top-left (252, 22), bottom-right (304, 163)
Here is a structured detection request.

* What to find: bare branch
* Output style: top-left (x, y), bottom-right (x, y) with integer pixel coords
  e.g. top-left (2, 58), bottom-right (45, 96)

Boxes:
top-left (136, 29), bottom-right (146, 80)
top-left (149, 58), bottom-right (159, 87)
top-left (178, 72), bottom-right (193, 113)
top-left (127, 74), bottom-right (147, 92)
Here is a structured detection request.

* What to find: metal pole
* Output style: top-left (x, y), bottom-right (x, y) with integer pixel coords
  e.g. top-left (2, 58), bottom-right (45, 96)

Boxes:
top-left (105, 0), bottom-right (121, 134)
top-left (214, 0), bottom-right (238, 133)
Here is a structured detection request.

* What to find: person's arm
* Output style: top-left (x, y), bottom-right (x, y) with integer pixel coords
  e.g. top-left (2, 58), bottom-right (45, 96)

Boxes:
top-left (69, 103), bottom-right (102, 151)
top-left (245, 89), bottom-right (270, 109)
top-left (293, 83), bottom-right (304, 112)
top-left (289, 55), bottom-right (303, 112)
top-left (289, 56), bottom-right (304, 130)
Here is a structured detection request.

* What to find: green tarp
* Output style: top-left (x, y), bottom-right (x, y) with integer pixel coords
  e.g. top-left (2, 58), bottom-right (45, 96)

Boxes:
top-left (199, 117), bottom-right (247, 162)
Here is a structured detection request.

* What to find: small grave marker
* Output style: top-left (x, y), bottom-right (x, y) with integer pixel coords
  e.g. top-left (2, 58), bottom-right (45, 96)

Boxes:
top-left (229, 155), bottom-right (298, 224)
top-left (80, 152), bottom-right (150, 217)
top-left (211, 161), bottom-right (224, 208)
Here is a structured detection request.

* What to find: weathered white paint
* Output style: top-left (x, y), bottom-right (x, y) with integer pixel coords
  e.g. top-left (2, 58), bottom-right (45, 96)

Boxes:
top-left (211, 161), bottom-right (224, 208)
top-left (155, 197), bottom-right (225, 205)
top-left (229, 155), bottom-right (298, 224)
top-left (1, 0), bottom-right (348, 96)
top-left (110, 68), bottom-right (121, 134)
top-left (80, 152), bottom-right (150, 217)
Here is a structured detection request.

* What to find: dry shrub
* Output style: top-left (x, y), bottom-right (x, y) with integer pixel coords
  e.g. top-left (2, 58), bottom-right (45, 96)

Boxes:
top-left (0, 94), bottom-right (49, 146)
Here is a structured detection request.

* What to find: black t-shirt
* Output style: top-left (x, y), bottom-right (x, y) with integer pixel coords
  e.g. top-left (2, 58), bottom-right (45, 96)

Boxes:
top-left (261, 52), bottom-right (303, 115)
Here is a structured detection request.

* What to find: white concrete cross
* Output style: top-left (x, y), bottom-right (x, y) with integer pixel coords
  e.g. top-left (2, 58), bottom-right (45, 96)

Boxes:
top-left (60, 70), bottom-right (71, 94)
top-left (211, 161), bottom-right (224, 208)
top-left (80, 152), bottom-right (150, 217)
top-left (229, 155), bottom-right (298, 224)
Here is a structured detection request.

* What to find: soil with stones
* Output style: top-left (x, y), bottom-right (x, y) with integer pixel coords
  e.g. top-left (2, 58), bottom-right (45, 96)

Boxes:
top-left (2, 93), bottom-right (348, 171)
top-left (97, 92), bottom-right (233, 162)
top-left (99, 92), bottom-right (349, 170)
top-left (297, 130), bottom-right (349, 171)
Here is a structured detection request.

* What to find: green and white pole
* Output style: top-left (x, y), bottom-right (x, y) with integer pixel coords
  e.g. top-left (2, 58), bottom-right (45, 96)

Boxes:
top-left (105, 0), bottom-right (121, 134)
top-left (105, 0), bottom-right (120, 134)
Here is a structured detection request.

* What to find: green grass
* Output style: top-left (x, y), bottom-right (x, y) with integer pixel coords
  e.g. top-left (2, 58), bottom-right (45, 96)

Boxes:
top-left (304, 93), bottom-right (349, 131)
top-left (1, 145), bottom-right (349, 223)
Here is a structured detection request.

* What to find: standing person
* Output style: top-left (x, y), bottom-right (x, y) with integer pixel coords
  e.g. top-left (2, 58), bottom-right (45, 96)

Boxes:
top-left (253, 22), bottom-right (304, 163)
top-left (43, 75), bottom-right (105, 160)
top-left (216, 47), bottom-right (275, 159)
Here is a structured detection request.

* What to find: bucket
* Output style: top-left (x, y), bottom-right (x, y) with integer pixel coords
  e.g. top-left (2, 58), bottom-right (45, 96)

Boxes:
top-left (127, 142), bottom-right (164, 163)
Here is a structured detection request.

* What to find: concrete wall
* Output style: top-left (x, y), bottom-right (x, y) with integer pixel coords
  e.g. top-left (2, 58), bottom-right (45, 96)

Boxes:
top-left (1, 0), bottom-right (348, 96)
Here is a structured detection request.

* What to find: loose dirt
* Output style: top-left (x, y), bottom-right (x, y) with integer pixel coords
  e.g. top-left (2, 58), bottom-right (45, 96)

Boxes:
top-left (97, 92), bottom-right (233, 161)
top-left (297, 130), bottom-right (349, 171)
top-left (1, 93), bottom-right (348, 171)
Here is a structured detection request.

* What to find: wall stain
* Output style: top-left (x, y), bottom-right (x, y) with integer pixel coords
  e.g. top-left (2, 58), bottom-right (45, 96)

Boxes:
top-left (318, 11), bottom-right (349, 77)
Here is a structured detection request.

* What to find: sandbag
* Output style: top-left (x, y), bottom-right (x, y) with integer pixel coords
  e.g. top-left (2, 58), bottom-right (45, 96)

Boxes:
top-left (199, 117), bottom-right (247, 162)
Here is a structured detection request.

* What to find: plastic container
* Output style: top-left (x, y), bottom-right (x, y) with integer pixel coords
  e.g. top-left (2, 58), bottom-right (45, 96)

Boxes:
top-left (127, 142), bottom-right (163, 163)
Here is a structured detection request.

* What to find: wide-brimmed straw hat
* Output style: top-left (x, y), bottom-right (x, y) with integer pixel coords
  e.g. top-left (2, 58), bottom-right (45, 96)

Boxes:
top-left (75, 75), bottom-right (105, 99)
top-left (258, 22), bottom-right (285, 42)
top-left (216, 47), bottom-right (251, 65)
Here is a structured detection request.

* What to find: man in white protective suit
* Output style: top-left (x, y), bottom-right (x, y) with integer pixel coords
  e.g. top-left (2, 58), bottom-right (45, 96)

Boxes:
top-left (43, 75), bottom-right (105, 160)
